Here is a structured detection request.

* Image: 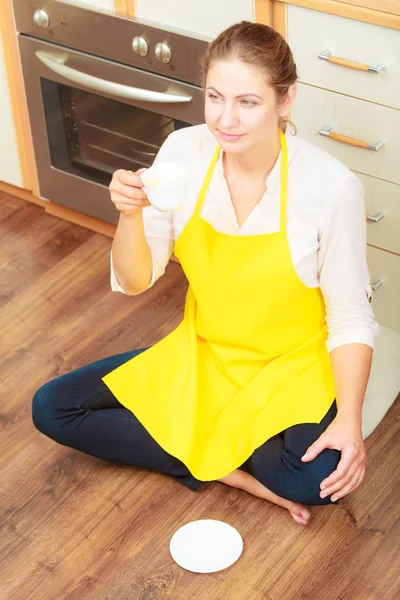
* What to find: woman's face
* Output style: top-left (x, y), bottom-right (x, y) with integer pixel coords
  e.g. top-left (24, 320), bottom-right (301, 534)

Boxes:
top-left (205, 59), bottom-right (295, 155)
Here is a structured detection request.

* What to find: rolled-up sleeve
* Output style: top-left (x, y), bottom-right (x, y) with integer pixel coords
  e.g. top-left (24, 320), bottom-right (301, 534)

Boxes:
top-left (318, 174), bottom-right (380, 353)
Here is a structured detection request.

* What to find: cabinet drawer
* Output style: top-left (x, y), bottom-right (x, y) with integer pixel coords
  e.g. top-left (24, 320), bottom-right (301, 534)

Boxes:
top-left (357, 174), bottom-right (400, 255)
top-left (291, 83), bottom-right (400, 185)
top-left (367, 246), bottom-right (400, 333)
top-left (287, 5), bottom-right (400, 110)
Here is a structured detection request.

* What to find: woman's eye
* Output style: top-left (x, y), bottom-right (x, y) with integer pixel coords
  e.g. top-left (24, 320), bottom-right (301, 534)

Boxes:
top-left (207, 94), bottom-right (256, 107)
top-left (240, 99), bottom-right (256, 107)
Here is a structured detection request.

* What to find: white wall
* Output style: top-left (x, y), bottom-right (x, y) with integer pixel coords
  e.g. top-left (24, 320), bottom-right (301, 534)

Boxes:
top-left (135, 0), bottom-right (254, 38)
top-left (0, 33), bottom-right (23, 188)
top-left (61, 0), bottom-right (114, 10)
top-left (60, 1), bottom-right (255, 38)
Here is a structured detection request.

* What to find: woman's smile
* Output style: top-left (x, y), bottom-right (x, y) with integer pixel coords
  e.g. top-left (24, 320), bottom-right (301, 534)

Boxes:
top-left (219, 131), bottom-right (246, 142)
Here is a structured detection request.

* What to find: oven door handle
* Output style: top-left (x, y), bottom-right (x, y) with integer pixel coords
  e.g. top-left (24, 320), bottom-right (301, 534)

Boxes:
top-left (35, 51), bottom-right (193, 104)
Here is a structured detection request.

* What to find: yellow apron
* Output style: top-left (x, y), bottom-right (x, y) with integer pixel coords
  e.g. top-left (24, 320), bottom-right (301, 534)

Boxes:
top-left (102, 130), bottom-right (336, 481)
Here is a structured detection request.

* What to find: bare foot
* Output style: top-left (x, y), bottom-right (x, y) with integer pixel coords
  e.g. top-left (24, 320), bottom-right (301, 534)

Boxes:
top-left (217, 469), bottom-right (311, 526)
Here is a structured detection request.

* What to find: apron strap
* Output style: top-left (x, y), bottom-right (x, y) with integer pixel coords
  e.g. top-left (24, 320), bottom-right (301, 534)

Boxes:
top-left (279, 129), bottom-right (288, 235)
top-left (194, 131), bottom-right (288, 231)
top-left (194, 145), bottom-right (221, 216)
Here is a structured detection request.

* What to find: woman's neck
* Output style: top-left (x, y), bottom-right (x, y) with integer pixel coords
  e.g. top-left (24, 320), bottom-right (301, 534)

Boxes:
top-left (223, 129), bottom-right (282, 183)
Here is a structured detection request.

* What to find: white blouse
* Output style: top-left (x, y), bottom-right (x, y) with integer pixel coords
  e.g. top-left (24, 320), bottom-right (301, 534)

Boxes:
top-left (111, 124), bottom-right (379, 354)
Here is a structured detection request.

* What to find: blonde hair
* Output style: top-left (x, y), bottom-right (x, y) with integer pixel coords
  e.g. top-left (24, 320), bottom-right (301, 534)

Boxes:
top-left (200, 21), bottom-right (298, 134)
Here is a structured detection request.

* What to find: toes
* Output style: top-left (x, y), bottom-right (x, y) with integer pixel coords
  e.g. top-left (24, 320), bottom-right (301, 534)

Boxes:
top-left (290, 511), bottom-right (308, 525)
top-left (290, 503), bottom-right (310, 525)
top-left (295, 504), bottom-right (310, 520)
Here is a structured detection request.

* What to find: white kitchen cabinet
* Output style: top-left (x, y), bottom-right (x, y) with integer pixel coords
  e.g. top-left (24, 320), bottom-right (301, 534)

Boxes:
top-left (360, 173), bottom-right (400, 256)
top-left (287, 4), bottom-right (400, 336)
top-left (288, 5), bottom-right (400, 110)
top-left (135, 0), bottom-right (254, 38)
top-left (286, 4), bottom-right (400, 437)
top-left (0, 33), bottom-right (22, 188)
top-left (367, 246), bottom-right (400, 332)
top-left (291, 83), bottom-right (400, 185)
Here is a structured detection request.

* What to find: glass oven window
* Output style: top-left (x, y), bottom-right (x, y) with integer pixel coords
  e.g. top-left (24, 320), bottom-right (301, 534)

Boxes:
top-left (41, 79), bottom-right (191, 186)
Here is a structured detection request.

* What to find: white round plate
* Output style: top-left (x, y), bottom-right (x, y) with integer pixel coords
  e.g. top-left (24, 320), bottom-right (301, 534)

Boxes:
top-left (169, 519), bottom-right (243, 573)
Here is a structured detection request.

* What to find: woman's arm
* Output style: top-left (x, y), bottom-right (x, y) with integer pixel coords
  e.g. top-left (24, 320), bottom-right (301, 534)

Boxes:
top-left (295, 174), bottom-right (377, 501)
top-left (111, 210), bottom-right (154, 295)
top-left (110, 132), bottom-right (181, 295)
top-left (111, 208), bottom-right (174, 296)
top-left (329, 343), bottom-right (373, 420)
top-left (302, 339), bottom-right (371, 501)
top-left (318, 173), bottom-right (379, 403)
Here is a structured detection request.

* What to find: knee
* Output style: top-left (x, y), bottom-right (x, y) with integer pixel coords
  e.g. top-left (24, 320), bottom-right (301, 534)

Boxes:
top-left (287, 449), bottom-right (341, 506)
top-left (256, 447), bottom-right (341, 506)
top-left (32, 380), bottom-right (60, 438)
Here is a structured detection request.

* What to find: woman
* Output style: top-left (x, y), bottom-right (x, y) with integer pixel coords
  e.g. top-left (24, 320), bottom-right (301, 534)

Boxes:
top-left (32, 22), bottom-right (379, 526)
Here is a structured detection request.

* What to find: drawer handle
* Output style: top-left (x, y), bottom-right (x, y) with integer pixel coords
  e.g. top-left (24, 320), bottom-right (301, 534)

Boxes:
top-left (318, 49), bottom-right (387, 74)
top-left (369, 279), bottom-right (383, 302)
top-left (367, 212), bottom-right (385, 223)
top-left (319, 126), bottom-right (385, 151)
top-left (371, 279), bottom-right (383, 291)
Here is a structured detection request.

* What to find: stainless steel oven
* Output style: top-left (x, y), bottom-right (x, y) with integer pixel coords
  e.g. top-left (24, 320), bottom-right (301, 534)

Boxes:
top-left (13, 0), bottom-right (209, 224)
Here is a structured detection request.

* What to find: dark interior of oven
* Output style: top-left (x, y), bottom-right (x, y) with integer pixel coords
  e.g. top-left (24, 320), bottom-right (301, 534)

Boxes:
top-left (41, 79), bottom-right (190, 186)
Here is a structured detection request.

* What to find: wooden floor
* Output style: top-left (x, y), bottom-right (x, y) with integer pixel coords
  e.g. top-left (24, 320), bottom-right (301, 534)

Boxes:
top-left (1, 193), bottom-right (399, 600)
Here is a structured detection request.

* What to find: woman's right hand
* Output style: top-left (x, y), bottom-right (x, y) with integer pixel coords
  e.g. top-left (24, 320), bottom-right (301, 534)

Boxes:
top-left (109, 168), bottom-right (151, 215)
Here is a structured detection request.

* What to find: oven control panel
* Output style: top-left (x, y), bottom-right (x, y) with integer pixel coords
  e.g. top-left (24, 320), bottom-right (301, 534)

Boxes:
top-left (13, 0), bottom-right (209, 85)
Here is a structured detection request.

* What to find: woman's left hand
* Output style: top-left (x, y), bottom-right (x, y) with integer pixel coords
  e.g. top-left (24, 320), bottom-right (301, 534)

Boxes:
top-left (301, 411), bottom-right (367, 502)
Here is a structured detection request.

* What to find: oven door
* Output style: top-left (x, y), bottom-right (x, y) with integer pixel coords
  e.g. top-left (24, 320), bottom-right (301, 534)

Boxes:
top-left (18, 36), bottom-right (204, 224)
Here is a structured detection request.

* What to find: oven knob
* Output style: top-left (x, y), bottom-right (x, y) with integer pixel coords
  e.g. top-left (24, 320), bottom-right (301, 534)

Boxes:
top-left (132, 36), bottom-right (149, 57)
top-left (155, 42), bottom-right (171, 64)
top-left (33, 9), bottom-right (50, 28)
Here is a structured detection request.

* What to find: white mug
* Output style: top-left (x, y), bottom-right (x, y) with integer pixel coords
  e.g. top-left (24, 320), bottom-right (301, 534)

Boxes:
top-left (140, 163), bottom-right (189, 212)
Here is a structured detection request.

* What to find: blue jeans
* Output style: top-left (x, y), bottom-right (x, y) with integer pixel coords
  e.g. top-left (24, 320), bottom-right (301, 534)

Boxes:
top-left (32, 348), bottom-right (341, 505)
